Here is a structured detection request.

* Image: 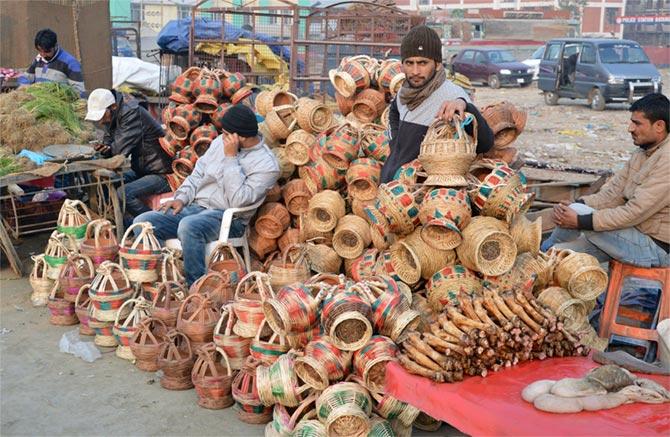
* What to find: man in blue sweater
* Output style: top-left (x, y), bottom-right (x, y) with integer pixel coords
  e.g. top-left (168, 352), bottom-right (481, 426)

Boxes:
top-left (18, 29), bottom-right (85, 96)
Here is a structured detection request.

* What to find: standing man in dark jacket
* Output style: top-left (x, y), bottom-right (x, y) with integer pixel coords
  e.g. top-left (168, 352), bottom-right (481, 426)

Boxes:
top-left (85, 88), bottom-right (173, 226)
top-left (380, 25), bottom-right (494, 182)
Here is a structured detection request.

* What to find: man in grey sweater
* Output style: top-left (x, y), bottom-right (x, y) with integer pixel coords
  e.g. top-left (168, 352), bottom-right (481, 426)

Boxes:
top-left (134, 105), bottom-right (280, 285)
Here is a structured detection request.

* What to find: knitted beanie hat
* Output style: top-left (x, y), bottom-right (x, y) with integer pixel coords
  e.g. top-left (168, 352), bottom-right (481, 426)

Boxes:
top-left (401, 25), bottom-right (442, 63)
top-left (220, 104), bottom-right (258, 137)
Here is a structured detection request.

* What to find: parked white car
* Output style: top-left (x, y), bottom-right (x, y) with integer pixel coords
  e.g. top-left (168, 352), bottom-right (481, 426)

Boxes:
top-left (522, 46), bottom-right (545, 80)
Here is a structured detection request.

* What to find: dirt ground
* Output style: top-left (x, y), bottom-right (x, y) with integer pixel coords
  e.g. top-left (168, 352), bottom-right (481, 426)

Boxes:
top-left (1, 71), bottom-right (668, 436)
top-left (474, 68), bottom-right (670, 172)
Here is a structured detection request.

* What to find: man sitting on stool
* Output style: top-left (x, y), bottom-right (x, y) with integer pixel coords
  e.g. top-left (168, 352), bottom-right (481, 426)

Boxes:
top-left (541, 93), bottom-right (669, 325)
top-left (134, 105), bottom-right (280, 286)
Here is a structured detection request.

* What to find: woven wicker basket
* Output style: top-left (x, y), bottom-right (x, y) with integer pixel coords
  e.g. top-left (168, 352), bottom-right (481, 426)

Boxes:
top-left (484, 252), bottom-right (552, 293)
top-left (377, 59), bottom-right (404, 95)
top-left (256, 89), bottom-right (297, 117)
top-left (44, 232), bottom-right (71, 280)
top-left (119, 222), bottom-right (163, 283)
top-left (402, 229), bottom-right (455, 280)
top-left (249, 319), bottom-right (289, 366)
top-left (333, 215), bottom-right (372, 260)
top-left (306, 242), bottom-right (343, 274)
top-left (298, 157), bottom-right (345, 194)
top-left (191, 344), bottom-right (234, 409)
top-left (335, 92), bottom-right (355, 116)
top-left (30, 254), bottom-right (54, 307)
top-left (418, 188), bottom-right (472, 251)
top-left (294, 336), bottom-right (353, 390)
top-left (553, 250), bottom-right (608, 301)
top-left (352, 89), bottom-right (386, 124)
top-left (190, 270), bottom-right (234, 307)
top-left (176, 294), bottom-right (220, 351)
top-left (207, 243), bottom-right (247, 287)
top-left (233, 272), bottom-right (275, 338)
top-left (510, 214), bottom-right (542, 255)
top-left (255, 202), bottom-right (291, 240)
top-left (456, 216), bottom-right (517, 276)
top-left (278, 228), bottom-right (302, 255)
top-left (248, 228), bottom-right (278, 260)
top-left (359, 124), bottom-right (390, 163)
top-left (272, 146), bottom-right (296, 181)
top-left (113, 297), bottom-right (152, 360)
top-left (150, 281), bottom-right (186, 328)
top-left (265, 105), bottom-right (297, 141)
top-left (375, 181), bottom-right (421, 236)
top-left (233, 357), bottom-right (273, 424)
top-left (371, 392), bottom-right (420, 427)
top-left (299, 214), bottom-right (334, 246)
top-left (537, 286), bottom-right (587, 332)
top-left (352, 335), bottom-right (398, 393)
top-left (330, 58), bottom-right (371, 98)
top-left (469, 161), bottom-right (531, 223)
top-left (285, 130), bottom-right (316, 166)
top-left (346, 158), bottom-right (382, 201)
top-left (307, 190), bottom-right (346, 233)
top-left (387, 243), bottom-right (422, 285)
top-left (88, 261), bottom-right (135, 322)
top-left (74, 284), bottom-right (95, 336)
top-left (349, 248), bottom-right (379, 282)
top-left (362, 203), bottom-right (395, 251)
top-left (481, 101), bottom-right (526, 149)
top-left (296, 97), bottom-right (334, 134)
top-left (419, 115), bottom-right (477, 187)
top-left (269, 394), bottom-right (318, 437)
top-left (322, 123), bottom-right (361, 171)
top-left (129, 317), bottom-right (167, 371)
top-left (263, 281), bottom-right (319, 335)
top-left (214, 304), bottom-right (251, 370)
top-left (256, 352), bottom-right (310, 407)
top-left (60, 249), bottom-right (92, 288)
top-left (56, 199), bottom-right (92, 247)
top-left (157, 330), bottom-right (195, 390)
top-left (266, 245), bottom-right (311, 291)
top-left (426, 264), bottom-right (483, 311)
top-left (316, 381), bottom-right (372, 437)
top-left (47, 281), bottom-right (78, 326)
top-left (321, 290), bottom-right (373, 351)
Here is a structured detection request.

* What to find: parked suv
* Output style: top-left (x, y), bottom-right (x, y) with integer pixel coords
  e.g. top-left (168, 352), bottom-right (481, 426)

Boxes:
top-left (538, 38), bottom-right (663, 111)
top-left (451, 48), bottom-right (533, 89)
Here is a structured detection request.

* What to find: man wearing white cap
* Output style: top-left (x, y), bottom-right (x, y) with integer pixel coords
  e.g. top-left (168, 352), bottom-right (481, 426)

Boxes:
top-left (86, 88), bottom-right (173, 227)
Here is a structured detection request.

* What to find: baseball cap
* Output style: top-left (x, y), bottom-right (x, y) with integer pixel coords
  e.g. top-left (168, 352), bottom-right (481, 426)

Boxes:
top-left (85, 89), bottom-right (116, 121)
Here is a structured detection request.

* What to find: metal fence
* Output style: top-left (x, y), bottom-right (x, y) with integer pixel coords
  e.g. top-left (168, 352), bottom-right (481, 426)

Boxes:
top-left (186, 1), bottom-right (425, 95)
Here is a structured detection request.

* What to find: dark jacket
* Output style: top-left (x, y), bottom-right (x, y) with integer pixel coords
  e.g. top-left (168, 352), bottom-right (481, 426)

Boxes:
top-left (102, 91), bottom-right (172, 176)
top-left (380, 80), bottom-right (494, 183)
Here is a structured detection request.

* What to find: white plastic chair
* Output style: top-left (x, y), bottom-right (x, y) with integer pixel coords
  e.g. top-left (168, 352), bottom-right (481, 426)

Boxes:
top-left (160, 197), bottom-right (265, 272)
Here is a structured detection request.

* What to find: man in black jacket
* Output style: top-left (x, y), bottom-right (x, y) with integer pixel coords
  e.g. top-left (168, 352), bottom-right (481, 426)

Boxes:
top-left (380, 26), bottom-right (494, 182)
top-left (86, 88), bottom-right (173, 226)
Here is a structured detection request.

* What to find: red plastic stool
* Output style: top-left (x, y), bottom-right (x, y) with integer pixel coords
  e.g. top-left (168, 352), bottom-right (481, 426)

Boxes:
top-left (598, 260), bottom-right (670, 359)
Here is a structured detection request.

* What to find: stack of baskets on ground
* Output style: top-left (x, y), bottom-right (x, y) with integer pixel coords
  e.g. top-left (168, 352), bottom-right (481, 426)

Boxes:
top-left (244, 99), bottom-right (608, 353)
top-left (162, 67), bottom-right (256, 191)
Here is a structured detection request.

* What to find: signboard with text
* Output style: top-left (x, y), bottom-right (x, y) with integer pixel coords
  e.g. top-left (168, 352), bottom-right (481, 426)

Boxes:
top-left (616, 15), bottom-right (670, 24)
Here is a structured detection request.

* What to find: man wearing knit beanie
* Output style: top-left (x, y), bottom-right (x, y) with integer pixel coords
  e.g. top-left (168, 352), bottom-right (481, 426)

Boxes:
top-left (134, 104), bottom-right (280, 285)
top-left (380, 25), bottom-right (495, 182)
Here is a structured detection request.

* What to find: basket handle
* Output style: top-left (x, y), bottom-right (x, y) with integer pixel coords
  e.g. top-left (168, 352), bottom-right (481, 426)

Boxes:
top-left (214, 305), bottom-right (230, 337)
top-left (115, 297), bottom-right (140, 326)
top-left (48, 280), bottom-right (60, 300)
top-left (68, 199), bottom-right (92, 222)
top-left (121, 222), bottom-right (159, 251)
top-left (215, 346), bottom-right (233, 377)
top-left (234, 271), bottom-right (275, 301)
top-left (207, 242), bottom-right (245, 272)
top-left (281, 243), bottom-right (308, 268)
top-left (177, 293), bottom-right (205, 324)
top-left (46, 235), bottom-right (70, 258)
top-left (96, 261), bottom-right (131, 291)
top-left (262, 250), bottom-right (281, 272)
top-left (289, 391), bottom-right (319, 428)
top-left (31, 254), bottom-right (49, 280)
top-left (71, 253), bottom-right (95, 279)
top-left (75, 283), bottom-right (91, 308)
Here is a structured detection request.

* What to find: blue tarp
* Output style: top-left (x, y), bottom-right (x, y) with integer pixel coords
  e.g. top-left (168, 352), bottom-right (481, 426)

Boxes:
top-left (157, 18), bottom-right (292, 62)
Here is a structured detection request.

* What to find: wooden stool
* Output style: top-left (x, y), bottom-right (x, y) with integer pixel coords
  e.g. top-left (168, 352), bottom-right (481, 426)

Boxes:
top-left (598, 260), bottom-right (670, 359)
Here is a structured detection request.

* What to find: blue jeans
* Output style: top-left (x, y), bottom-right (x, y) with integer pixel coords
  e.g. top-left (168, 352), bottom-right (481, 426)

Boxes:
top-left (541, 203), bottom-right (669, 332)
top-left (540, 203), bottom-right (669, 268)
top-left (120, 170), bottom-right (171, 227)
top-left (134, 205), bottom-right (245, 285)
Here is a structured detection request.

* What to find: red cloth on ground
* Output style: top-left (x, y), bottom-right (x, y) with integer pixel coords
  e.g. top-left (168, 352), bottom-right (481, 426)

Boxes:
top-left (385, 356), bottom-right (670, 436)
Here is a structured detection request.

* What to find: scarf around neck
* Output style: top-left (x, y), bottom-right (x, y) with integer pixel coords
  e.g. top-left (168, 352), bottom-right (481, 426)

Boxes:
top-left (399, 66), bottom-right (446, 111)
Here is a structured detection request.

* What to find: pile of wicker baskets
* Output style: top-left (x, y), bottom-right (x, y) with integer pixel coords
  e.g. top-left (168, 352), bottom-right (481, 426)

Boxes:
top-left (162, 67), bottom-right (256, 191)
